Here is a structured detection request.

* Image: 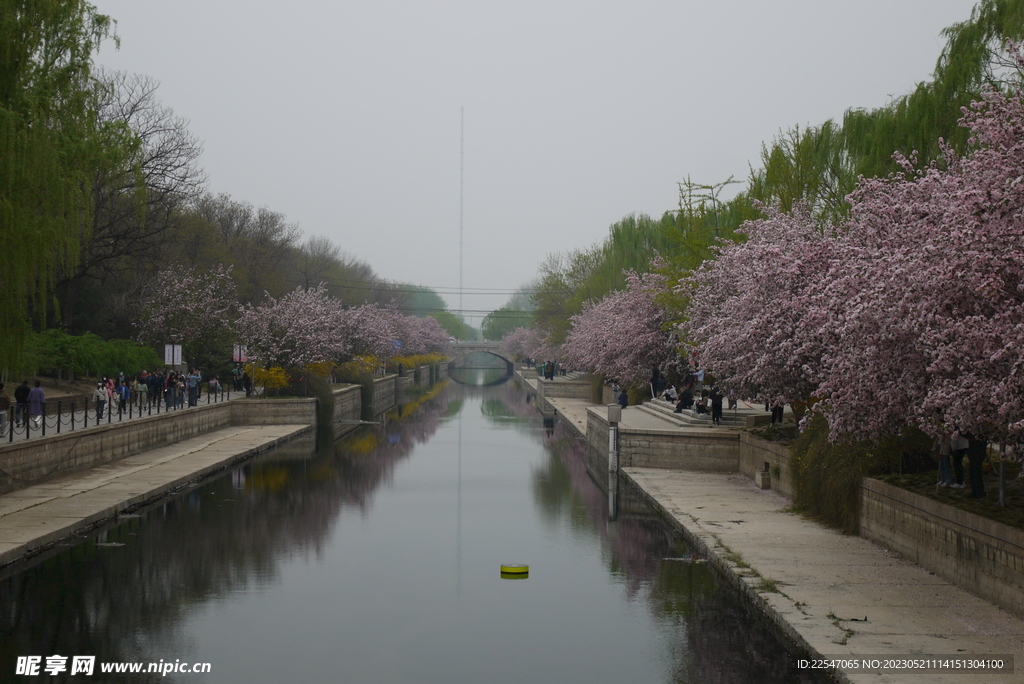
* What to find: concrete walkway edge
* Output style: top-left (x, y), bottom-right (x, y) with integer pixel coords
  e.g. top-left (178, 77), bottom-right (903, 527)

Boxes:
top-left (0, 424), bottom-right (310, 569)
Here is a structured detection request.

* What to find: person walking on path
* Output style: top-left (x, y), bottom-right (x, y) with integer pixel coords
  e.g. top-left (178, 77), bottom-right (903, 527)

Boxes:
top-left (14, 380), bottom-right (29, 427)
top-left (117, 380), bottom-right (131, 414)
top-left (617, 387), bottom-right (628, 409)
top-left (94, 382), bottom-right (108, 420)
top-left (0, 383), bottom-right (10, 437)
top-left (27, 381), bottom-right (45, 429)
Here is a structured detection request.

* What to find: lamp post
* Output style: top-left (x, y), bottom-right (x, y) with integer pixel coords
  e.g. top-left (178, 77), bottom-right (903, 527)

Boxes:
top-left (607, 403), bottom-right (621, 520)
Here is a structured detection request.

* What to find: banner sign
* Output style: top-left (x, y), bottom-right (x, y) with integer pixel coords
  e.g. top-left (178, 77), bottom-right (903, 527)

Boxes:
top-left (164, 344), bottom-right (182, 366)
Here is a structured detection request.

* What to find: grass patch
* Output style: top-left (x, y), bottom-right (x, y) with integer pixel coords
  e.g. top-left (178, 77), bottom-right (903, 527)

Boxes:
top-left (883, 462), bottom-right (1024, 530)
top-left (755, 577), bottom-right (781, 593)
top-left (789, 414), bottom-right (932, 534)
top-left (747, 423), bottom-right (798, 444)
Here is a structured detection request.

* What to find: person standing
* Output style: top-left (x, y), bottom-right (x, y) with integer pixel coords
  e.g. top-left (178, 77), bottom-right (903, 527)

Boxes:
top-left (965, 433), bottom-right (988, 499)
top-left (28, 381), bottom-right (45, 429)
top-left (14, 380), bottom-right (29, 427)
top-left (710, 388), bottom-right (724, 426)
top-left (94, 382), bottom-right (108, 419)
top-left (135, 372), bottom-right (148, 408)
top-left (188, 369), bottom-right (201, 406)
top-left (0, 383), bottom-right (10, 437)
top-left (951, 433), bottom-right (969, 489)
top-left (117, 380), bottom-right (131, 414)
top-left (935, 432), bottom-right (954, 487)
top-left (617, 387), bottom-right (628, 409)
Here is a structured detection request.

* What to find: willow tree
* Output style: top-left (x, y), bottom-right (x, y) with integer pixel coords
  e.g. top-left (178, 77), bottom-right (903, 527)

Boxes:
top-left (0, 0), bottom-right (117, 370)
top-left (844, 0), bottom-right (1024, 179)
top-left (747, 122), bottom-right (855, 225)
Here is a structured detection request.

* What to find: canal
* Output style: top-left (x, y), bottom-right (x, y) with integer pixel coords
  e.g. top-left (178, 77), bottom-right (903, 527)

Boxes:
top-left (0, 370), bottom-right (827, 683)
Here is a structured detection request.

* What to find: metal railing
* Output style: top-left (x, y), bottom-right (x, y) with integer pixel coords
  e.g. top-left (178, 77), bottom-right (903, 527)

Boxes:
top-left (2, 386), bottom-right (234, 444)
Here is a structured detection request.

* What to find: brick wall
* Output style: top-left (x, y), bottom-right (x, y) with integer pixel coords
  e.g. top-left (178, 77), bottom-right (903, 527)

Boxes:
top-left (860, 478), bottom-right (1024, 619)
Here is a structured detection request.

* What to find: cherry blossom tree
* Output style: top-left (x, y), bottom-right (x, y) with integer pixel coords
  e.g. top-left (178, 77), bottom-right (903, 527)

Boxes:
top-left (683, 78), bottom-right (1024, 443)
top-left (135, 264), bottom-right (238, 366)
top-left (501, 325), bottom-right (560, 362)
top-left (236, 284), bottom-right (348, 368)
top-left (680, 205), bottom-right (839, 405)
top-left (561, 270), bottom-right (678, 386)
top-left (820, 87), bottom-right (1024, 441)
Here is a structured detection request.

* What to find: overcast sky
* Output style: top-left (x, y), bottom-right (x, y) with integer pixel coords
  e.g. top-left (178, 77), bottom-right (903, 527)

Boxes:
top-left (94, 0), bottom-right (981, 324)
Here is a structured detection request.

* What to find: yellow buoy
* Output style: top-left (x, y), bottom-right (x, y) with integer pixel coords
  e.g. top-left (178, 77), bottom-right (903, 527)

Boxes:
top-left (500, 564), bottom-right (529, 575)
top-left (500, 571), bottom-right (528, 580)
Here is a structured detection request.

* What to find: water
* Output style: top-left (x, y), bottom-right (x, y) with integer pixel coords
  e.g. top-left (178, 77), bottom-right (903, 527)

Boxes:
top-left (0, 373), bottom-right (826, 683)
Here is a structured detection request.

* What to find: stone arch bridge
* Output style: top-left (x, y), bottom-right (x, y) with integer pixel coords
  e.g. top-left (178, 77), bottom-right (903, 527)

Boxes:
top-left (447, 342), bottom-right (514, 377)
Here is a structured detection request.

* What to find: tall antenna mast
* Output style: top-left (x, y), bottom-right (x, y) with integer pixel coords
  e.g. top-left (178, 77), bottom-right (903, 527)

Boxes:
top-left (459, 107), bottom-right (464, 323)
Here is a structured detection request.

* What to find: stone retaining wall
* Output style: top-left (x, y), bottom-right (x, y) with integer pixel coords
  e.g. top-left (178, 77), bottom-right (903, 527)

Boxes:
top-left (860, 478), bottom-right (1024, 619)
top-left (372, 375), bottom-right (397, 415)
top-left (0, 383), bottom-right (398, 496)
top-left (586, 406), bottom-right (739, 471)
top-left (0, 402), bottom-right (237, 495)
top-left (739, 433), bottom-right (794, 498)
top-left (537, 377), bottom-right (592, 400)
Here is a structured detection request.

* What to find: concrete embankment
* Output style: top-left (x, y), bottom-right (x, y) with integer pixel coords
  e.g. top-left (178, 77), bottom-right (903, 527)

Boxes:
top-left (0, 372), bottom-right (430, 569)
top-left (0, 424), bottom-right (307, 569)
top-left (518, 372), bottom-right (1024, 684)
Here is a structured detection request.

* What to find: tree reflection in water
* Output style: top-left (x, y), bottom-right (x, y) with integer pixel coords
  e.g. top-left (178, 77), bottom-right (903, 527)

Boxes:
top-left (0, 379), bottom-right (828, 684)
top-left (0, 384), bottom-right (454, 678)
top-left (481, 380), bottom-right (827, 684)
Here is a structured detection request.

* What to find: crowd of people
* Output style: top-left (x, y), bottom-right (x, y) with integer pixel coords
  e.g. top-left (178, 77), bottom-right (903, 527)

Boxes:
top-left (89, 367), bottom-right (253, 418)
top-left (0, 365), bottom-right (257, 436)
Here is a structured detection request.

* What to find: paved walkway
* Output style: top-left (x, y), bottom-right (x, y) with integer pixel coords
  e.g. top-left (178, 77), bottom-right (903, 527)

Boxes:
top-left (0, 424), bottom-right (307, 568)
top-left (626, 469), bottom-right (1024, 684)
top-left (527, 383), bottom-right (1024, 683)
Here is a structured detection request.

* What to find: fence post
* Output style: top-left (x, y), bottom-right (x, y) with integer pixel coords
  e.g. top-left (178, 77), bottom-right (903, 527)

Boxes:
top-left (41, 403), bottom-right (46, 436)
top-left (57, 401), bottom-right (62, 434)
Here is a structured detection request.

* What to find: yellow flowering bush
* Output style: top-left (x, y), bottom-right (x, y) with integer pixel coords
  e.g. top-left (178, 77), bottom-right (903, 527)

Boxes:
top-left (253, 365), bottom-right (289, 389)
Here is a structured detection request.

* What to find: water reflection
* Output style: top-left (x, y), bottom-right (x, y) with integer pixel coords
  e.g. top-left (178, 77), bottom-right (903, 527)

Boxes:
top-left (0, 381), bottom-right (825, 684)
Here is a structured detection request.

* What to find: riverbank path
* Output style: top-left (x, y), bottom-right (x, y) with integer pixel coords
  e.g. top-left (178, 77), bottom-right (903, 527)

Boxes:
top-left (536, 390), bottom-right (1024, 684)
top-left (0, 424), bottom-right (307, 570)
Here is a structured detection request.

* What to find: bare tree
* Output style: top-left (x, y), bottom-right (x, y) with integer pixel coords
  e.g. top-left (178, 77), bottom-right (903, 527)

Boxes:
top-left (58, 71), bottom-right (206, 328)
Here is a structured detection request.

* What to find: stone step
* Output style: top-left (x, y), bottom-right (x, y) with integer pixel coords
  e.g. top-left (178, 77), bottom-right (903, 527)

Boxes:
top-left (641, 399), bottom-right (747, 427)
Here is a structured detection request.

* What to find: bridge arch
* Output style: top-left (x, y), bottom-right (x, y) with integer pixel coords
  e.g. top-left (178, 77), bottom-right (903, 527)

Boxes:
top-left (447, 343), bottom-right (514, 381)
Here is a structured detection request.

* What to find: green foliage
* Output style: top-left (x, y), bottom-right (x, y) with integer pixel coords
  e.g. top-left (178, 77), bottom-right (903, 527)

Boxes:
top-left (482, 305), bottom-right (532, 340)
top-left (532, 213), bottom-right (679, 345)
top-left (844, 0), bottom-right (1024, 179)
top-left (336, 364), bottom-right (375, 421)
top-left (18, 329), bottom-right (160, 381)
top-left (402, 285), bottom-right (447, 316)
top-left (747, 121), bottom-right (855, 224)
top-left (0, 0), bottom-right (118, 369)
top-left (590, 373), bottom-right (605, 404)
top-left (788, 414), bottom-right (933, 534)
top-left (429, 310), bottom-right (475, 340)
